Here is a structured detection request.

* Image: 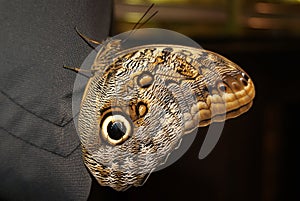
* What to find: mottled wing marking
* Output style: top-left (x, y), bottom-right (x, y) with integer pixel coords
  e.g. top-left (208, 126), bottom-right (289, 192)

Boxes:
top-left (78, 44), bottom-right (255, 191)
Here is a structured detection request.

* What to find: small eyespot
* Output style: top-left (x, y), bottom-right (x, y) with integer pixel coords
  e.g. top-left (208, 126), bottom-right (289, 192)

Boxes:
top-left (101, 113), bottom-right (132, 145)
top-left (137, 71), bottom-right (154, 88)
top-left (136, 102), bottom-right (148, 118)
top-left (242, 72), bottom-right (249, 81)
top-left (217, 82), bottom-right (227, 92)
top-left (240, 77), bottom-right (248, 87)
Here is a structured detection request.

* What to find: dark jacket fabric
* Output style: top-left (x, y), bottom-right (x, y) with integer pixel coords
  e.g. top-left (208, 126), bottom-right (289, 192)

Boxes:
top-left (0, 1), bottom-right (112, 200)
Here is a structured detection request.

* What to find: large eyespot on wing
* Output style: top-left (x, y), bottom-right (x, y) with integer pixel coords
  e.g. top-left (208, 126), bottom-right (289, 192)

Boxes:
top-left (99, 107), bottom-right (133, 145)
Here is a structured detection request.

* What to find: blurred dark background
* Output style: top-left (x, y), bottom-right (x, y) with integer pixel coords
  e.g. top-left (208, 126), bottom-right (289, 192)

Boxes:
top-left (89, 0), bottom-right (300, 200)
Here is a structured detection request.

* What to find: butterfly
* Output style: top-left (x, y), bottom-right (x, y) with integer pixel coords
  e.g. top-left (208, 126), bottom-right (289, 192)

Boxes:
top-left (65, 5), bottom-right (255, 191)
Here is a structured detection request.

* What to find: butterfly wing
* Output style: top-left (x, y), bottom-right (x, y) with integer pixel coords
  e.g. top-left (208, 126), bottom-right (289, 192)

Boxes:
top-left (78, 44), bottom-right (255, 191)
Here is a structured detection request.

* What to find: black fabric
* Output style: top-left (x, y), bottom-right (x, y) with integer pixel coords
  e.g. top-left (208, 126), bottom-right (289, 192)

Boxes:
top-left (0, 0), bottom-right (112, 200)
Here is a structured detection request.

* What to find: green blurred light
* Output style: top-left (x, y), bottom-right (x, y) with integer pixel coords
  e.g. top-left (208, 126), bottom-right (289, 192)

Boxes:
top-left (124, 12), bottom-right (144, 23)
top-left (125, 0), bottom-right (188, 5)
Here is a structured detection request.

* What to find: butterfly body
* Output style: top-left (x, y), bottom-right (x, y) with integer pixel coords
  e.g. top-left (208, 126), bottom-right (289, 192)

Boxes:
top-left (78, 41), bottom-right (255, 191)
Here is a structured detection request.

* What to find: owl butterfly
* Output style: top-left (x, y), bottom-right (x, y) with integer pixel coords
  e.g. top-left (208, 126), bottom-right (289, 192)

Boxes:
top-left (69, 7), bottom-right (255, 192)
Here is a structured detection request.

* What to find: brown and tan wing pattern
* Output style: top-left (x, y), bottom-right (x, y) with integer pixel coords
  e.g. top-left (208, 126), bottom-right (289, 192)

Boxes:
top-left (78, 44), bottom-right (255, 191)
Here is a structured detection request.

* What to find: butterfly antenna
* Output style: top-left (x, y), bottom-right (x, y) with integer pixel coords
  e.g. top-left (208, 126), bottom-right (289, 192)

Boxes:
top-left (135, 10), bottom-right (158, 30)
top-left (63, 65), bottom-right (91, 78)
top-left (122, 4), bottom-right (158, 43)
top-left (74, 27), bottom-right (101, 50)
top-left (131, 3), bottom-right (155, 31)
